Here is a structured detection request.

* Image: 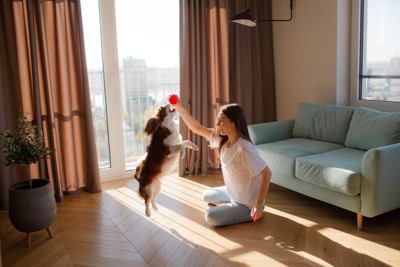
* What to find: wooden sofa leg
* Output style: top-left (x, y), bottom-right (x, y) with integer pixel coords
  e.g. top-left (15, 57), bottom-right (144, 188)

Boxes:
top-left (357, 213), bottom-right (363, 230)
top-left (46, 226), bottom-right (54, 239)
top-left (26, 232), bottom-right (32, 247)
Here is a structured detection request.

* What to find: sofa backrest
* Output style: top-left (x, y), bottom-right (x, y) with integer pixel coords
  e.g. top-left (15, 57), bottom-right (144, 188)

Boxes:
top-left (345, 107), bottom-right (400, 150)
top-left (292, 102), bottom-right (354, 145)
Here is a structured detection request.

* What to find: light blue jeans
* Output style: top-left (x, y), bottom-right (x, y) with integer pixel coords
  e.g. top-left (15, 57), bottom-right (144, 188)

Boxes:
top-left (202, 186), bottom-right (252, 227)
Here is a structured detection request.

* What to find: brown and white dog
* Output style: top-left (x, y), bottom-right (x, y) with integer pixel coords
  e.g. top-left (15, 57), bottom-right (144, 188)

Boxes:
top-left (134, 103), bottom-right (198, 217)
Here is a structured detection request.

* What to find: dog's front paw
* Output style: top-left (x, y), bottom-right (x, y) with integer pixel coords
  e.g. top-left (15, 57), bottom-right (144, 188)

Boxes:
top-left (180, 148), bottom-right (186, 159)
top-left (191, 143), bottom-right (199, 151)
top-left (179, 141), bottom-right (198, 158)
top-left (182, 140), bottom-right (199, 151)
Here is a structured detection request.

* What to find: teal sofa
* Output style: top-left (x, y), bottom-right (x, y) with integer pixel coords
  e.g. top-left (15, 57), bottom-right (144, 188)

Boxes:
top-left (248, 102), bottom-right (400, 230)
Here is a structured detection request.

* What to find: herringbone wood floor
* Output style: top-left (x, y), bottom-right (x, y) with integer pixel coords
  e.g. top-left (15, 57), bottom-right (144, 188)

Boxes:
top-left (1, 171), bottom-right (400, 267)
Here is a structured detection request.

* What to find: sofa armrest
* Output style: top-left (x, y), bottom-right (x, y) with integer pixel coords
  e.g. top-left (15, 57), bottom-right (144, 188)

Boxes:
top-left (361, 142), bottom-right (400, 217)
top-left (248, 120), bottom-right (295, 145)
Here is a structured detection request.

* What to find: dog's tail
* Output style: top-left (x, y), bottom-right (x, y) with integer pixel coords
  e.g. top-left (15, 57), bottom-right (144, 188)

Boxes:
top-left (134, 162), bottom-right (150, 201)
top-left (138, 183), bottom-right (150, 201)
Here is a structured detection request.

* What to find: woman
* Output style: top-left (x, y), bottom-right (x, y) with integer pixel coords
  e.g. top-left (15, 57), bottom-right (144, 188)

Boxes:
top-left (172, 97), bottom-right (272, 227)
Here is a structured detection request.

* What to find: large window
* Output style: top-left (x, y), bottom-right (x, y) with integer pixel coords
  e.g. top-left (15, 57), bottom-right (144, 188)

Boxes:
top-left (359, 0), bottom-right (400, 102)
top-left (81, 0), bottom-right (179, 180)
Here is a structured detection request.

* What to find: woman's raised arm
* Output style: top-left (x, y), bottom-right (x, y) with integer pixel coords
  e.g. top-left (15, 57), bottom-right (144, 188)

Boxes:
top-left (172, 96), bottom-right (211, 139)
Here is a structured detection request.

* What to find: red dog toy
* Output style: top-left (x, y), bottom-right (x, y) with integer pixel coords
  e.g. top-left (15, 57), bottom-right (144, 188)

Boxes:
top-left (168, 94), bottom-right (179, 105)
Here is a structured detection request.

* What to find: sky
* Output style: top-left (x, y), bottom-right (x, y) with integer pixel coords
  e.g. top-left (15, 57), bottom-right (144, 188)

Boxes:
top-left (80, 0), bottom-right (400, 68)
top-left (365, 0), bottom-right (400, 62)
top-left (81, 0), bottom-right (179, 70)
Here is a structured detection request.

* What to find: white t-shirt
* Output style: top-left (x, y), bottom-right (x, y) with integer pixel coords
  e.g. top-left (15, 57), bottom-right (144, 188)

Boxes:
top-left (208, 129), bottom-right (268, 208)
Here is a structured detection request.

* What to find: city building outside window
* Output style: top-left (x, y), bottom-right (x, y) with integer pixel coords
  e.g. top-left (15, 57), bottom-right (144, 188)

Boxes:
top-left (81, 0), bottom-right (179, 180)
top-left (359, 0), bottom-right (400, 103)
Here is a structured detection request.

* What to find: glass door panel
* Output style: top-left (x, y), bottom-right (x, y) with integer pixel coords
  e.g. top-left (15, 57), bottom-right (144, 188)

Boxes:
top-left (81, 0), bottom-right (111, 170)
top-left (115, 0), bottom-right (180, 170)
top-left (81, 0), bottom-right (179, 178)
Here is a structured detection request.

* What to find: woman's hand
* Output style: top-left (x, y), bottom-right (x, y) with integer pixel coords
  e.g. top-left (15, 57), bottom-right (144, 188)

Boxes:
top-left (251, 203), bottom-right (264, 222)
top-left (168, 94), bottom-right (184, 113)
top-left (251, 167), bottom-right (271, 222)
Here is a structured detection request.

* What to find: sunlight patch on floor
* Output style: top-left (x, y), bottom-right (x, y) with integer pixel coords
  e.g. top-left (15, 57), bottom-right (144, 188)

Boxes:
top-left (317, 227), bottom-right (400, 262)
top-left (100, 176), bottom-right (394, 267)
top-left (103, 186), bottom-right (246, 255)
top-left (265, 206), bottom-right (318, 228)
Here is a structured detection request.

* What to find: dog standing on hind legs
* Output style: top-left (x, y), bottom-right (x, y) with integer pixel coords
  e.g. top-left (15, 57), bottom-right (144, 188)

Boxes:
top-left (134, 103), bottom-right (198, 217)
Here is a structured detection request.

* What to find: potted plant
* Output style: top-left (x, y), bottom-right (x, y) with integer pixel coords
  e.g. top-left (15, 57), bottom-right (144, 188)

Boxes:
top-left (0, 112), bottom-right (57, 247)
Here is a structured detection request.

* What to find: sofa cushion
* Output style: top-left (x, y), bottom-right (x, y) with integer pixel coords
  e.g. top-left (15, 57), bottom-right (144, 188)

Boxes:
top-left (345, 108), bottom-right (400, 151)
top-left (292, 102), bottom-right (354, 145)
top-left (256, 138), bottom-right (343, 177)
top-left (295, 148), bottom-right (365, 195)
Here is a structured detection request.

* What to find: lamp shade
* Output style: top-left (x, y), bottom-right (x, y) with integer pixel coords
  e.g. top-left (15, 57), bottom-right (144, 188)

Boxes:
top-left (231, 0), bottom-right (293, 27)
top-left (230, 9), bottom-right (256, 27)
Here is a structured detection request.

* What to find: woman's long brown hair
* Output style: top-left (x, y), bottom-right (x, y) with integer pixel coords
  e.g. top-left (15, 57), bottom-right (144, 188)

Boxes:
top-left (218, 104), bottom-right (253, 154)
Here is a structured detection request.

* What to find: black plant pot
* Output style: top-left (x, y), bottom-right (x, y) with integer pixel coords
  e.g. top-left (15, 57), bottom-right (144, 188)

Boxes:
top-left (8, 178), bottom-right (57, 246)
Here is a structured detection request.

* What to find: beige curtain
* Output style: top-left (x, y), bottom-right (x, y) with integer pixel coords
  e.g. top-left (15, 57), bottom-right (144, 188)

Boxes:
top-left (179, 0), bottom-right (276, 175)
top-left (0, 0), bottom-right (101, 211)
top-left (179, 0), bottom-right (230, 175)
top-left (229, 1), bottom-right (276, 124)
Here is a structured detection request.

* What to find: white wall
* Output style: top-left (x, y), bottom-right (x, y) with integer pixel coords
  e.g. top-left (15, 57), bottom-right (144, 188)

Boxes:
top-left (272, 0), bottom-right (350, 120)
top-left (272, 0), bottom-right (400, 120)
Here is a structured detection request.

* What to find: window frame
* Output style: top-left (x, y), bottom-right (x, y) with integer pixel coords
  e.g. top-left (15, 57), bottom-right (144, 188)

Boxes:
top-left (84, 0), bottom-right (180, 180)
top-left (97, 0), bottom-right (127, 180)
top-left (350, 0), bottom-right (400, 111)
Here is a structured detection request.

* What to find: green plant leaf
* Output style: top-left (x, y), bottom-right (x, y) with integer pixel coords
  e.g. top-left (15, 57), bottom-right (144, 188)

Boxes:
top-left (0, 112), bottom-right (55, 180)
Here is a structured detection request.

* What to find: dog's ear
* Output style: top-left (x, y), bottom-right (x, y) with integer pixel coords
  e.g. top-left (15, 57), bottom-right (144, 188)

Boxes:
top-left (144, 117), bottom-right (161, 136)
